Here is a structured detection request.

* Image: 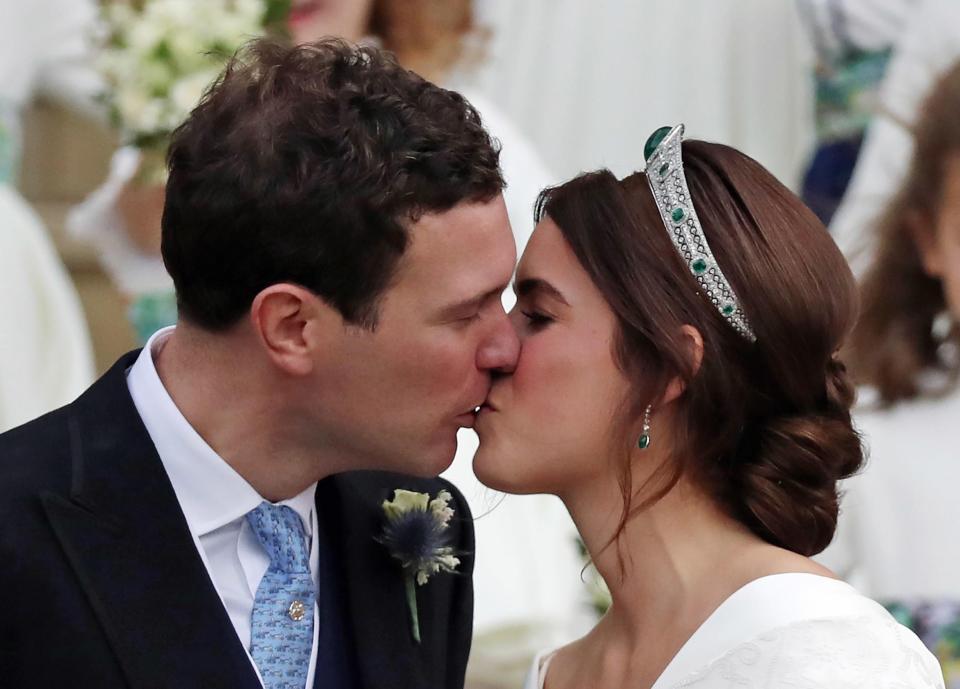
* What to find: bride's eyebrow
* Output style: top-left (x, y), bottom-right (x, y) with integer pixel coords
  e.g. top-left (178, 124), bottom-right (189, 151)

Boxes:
top-left (513, 277), bottom-right (570, 306)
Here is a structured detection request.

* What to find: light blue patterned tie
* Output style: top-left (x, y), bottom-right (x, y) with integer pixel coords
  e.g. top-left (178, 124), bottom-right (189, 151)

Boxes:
top-left (247, 502), bottom-right (315, 689)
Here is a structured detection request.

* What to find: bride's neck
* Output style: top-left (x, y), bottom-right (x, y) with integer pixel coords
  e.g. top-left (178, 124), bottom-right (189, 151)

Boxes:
top-left (565, 473), bottom-right (767, 647)
top-left (554, 462), bottom-right (828, 688)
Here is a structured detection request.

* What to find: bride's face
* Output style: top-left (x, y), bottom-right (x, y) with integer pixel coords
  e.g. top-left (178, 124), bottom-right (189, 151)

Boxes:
top-left (473, 217), bottom-right (634, 495)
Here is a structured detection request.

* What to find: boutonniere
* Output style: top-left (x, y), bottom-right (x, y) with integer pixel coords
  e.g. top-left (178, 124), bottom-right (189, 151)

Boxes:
top-left (379, 489), bottom-right (461, 643)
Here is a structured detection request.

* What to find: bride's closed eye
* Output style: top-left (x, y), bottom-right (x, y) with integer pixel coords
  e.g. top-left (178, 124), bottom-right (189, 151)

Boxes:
top-left (513, 276), bottom-right (567, 331)
top-left (521, 309), bottom-right (554, 329)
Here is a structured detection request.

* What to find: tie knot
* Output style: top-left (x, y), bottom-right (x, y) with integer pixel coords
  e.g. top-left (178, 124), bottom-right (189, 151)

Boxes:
top-left (246, 502), bottom-right (310, 573)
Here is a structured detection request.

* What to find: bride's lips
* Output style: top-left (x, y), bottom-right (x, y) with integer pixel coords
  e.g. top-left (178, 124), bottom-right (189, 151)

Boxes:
top-left (455, 396), bottom-right (500, 428)
top-left (476, 400), bottom-right (498, 417)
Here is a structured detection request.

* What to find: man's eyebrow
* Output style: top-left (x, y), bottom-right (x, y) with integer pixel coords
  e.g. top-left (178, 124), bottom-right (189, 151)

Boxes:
top-left (437, 285), bottom-right (507, 318)
top-left (513, 277), bottom-right (570, 306)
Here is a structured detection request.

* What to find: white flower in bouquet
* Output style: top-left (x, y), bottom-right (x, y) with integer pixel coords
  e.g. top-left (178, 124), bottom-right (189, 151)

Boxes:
top-left (115, 86), bottom-right (151, 132)
top-left (140, 100), bottom-right (169, 134)
top-left (103, 2), bottom-right (137, 34)
top-left (143, 0), bottom-right (194, 28)
top-left (125, 14), bottom-right (166, 57)
top-left (97, 0), bottom-right (291, 170)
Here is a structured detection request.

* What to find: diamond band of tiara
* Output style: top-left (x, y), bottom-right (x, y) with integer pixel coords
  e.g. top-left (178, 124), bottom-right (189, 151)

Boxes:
top-left (643, 124), bottom-right (757, 342)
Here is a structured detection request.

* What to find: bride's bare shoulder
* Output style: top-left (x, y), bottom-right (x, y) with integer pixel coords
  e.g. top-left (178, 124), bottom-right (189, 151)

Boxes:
top-left (541, 622), bottom-right (610, 689)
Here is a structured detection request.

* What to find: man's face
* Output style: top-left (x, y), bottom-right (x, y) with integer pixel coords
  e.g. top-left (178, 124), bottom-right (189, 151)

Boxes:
top-left (313, 195), bottom-right (519, 476)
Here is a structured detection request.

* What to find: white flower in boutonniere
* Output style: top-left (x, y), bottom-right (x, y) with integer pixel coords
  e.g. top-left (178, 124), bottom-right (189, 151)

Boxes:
top-left (379, 489), bottom-right (461, 643)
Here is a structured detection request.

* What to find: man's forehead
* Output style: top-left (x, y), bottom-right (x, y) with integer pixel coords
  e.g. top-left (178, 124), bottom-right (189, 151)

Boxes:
top-left (400, 197), bottom-right (516, 283)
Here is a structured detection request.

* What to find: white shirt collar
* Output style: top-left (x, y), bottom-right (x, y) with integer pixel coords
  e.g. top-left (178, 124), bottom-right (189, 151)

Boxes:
top-left (126, 326), bottom-right (316, 537)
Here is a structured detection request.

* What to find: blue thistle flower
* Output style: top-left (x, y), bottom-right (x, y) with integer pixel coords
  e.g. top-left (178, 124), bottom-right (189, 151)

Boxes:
top-left (380, 508), bottom-right (449, 572)
top-left (379, 489), bottom-right (461, 643)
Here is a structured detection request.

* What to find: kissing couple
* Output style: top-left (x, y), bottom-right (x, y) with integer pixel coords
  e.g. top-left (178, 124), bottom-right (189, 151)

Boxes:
top-left (0, 39), bottom-right (943, 689)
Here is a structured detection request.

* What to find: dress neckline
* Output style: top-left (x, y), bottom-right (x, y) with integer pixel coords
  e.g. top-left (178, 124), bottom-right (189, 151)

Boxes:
top-left (651, 572), bottom-right (865, 688)
top-left (534, 573), bottom-right (874, 689)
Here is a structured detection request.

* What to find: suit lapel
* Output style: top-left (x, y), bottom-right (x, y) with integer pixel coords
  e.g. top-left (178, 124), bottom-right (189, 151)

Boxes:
top-left (40, 353), bottom-right (262, 689)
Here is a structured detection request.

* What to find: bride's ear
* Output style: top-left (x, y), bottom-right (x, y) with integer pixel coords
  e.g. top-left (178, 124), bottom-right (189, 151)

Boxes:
top-left (661, 324), bottom-right (704, 405)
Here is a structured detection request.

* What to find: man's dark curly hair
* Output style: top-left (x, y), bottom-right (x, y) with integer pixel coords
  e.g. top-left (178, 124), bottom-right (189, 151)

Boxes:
top-left (161, 38), bottom-right (504, 330)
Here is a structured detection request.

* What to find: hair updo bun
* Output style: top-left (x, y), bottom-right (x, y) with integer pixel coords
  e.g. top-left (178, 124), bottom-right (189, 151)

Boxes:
top-left (732, 359), bottom-right (862, 556)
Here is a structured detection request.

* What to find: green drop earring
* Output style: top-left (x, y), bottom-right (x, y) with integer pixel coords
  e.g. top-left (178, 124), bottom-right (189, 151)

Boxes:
top-left (638, 405), bottom-right (652, 450)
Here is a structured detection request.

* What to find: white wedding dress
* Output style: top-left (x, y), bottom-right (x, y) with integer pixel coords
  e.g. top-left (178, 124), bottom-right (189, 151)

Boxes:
top-left (0, 0), bottom-right (99, 432)
top-left (524, 573), bottom-right (944, 689)
top-left (820, 384), bottom-right (960, 601)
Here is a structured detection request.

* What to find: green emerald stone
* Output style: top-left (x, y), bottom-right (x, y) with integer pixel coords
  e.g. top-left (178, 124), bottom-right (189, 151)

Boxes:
top-left (644, 126), bottom-right (672, 161)
top-left (722, 304), bottom-right (735, 315)
top-left (671, 207), bottom-right (685, 222)
top-left (638, 434), bottom-right (650, 449)
top-left (658, 162), bottom-right (670, 177)
top-left (692, 258), bottom-right (708, 275)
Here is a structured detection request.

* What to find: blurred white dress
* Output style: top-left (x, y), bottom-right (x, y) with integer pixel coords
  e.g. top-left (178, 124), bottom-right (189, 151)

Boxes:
top-left (818, 384), bottom-right (960, 680)
top-left (821, 385), bottom-right (960, 600)
top-left (0, 1), bottom-right (98, 431)
top-left (524, 573), bottom-right (943, 689)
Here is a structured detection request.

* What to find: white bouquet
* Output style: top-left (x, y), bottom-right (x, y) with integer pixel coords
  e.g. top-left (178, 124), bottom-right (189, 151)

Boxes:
top-left (97, 0), bottom-right (290, 180)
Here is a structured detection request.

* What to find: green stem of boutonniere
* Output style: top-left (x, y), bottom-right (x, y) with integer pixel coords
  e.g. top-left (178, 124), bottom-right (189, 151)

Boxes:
top-left (405, 573), bottom-right (421, 644)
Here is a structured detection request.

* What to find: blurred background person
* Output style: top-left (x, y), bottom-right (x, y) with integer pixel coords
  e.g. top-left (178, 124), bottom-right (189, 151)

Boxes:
top-left (795, 0), bottom-right (915, 225)
top-left (819, 59), bottom-right (960, 682)
top-left (0, 0), bottom-right (98, 432)
top-left (69, 2), bottom-right (587, 688)
top-left (829, 0), bottom-right (960, 274)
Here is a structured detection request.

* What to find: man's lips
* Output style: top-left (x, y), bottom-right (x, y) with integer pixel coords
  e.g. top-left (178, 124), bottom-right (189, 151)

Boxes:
top-left (455, 410), bottom-right (477, 428)
top-left (455, 401), bottom-right (497, 428)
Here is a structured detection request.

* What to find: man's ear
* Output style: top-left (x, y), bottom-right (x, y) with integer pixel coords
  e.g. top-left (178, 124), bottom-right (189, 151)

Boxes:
top-left (906, 208), bottom-right (944, 278)
top-left (250, 284), bottom-right (338, 376)
top-left (661, 324), bottom-right (704, 405)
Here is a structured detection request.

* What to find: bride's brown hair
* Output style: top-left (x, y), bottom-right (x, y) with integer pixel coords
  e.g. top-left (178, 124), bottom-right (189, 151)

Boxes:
top-left (535, 140), bottom-right (863, 556)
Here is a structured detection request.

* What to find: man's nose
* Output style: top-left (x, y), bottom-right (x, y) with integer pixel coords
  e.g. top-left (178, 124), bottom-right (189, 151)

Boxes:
top-left (477, 308), bottom-right (520, 374)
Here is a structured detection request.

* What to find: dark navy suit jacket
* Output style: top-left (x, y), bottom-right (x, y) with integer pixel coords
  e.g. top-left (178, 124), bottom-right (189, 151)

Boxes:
top-left (0, 351), bottom-right (475, 689)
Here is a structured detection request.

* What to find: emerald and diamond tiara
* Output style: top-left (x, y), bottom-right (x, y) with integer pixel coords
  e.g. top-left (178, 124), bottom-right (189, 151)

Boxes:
top-left (643, 124), bottom-right (756, 342)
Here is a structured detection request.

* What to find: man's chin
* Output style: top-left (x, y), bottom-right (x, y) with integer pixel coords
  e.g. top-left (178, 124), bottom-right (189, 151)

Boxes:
top-left (405, 457), bottom-right (454, 479)
top-left (401, 436), bottom-right (458, 478)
